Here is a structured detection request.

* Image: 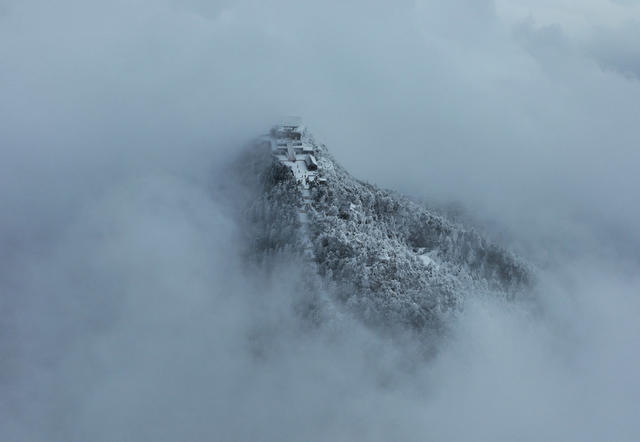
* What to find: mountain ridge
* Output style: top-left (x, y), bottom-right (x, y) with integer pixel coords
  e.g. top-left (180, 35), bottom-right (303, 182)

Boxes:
top-left (228, 121), bottom-right (533, 335)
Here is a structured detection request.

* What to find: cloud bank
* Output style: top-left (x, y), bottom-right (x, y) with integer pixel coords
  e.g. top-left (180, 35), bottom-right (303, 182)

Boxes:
top-left (1, 1), bottom-right (639, 440)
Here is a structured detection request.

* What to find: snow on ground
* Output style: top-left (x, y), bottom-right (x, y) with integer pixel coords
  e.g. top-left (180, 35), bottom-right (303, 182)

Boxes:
top-left (289, 159), bottom-right (312, 182)
top-left (419, 252), bottom-right (440, 269)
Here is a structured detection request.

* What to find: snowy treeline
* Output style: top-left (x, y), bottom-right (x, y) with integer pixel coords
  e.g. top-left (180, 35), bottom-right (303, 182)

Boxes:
top-left (228, 145), bottom-right (303, 262)
top-left (305, 149), bottom-right (531, 331)
top-left (231, 140), bottom-right (532, 333)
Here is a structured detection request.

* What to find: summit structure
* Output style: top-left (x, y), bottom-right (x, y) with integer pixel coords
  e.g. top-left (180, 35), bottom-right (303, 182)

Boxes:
top-left (265, 118), bottom-right (325, 237)
top-left (268, 118), bottom-right (322, 183)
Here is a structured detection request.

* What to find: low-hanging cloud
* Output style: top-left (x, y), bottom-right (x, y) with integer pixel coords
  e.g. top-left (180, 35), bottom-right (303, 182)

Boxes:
top-left (1, 0), bottom-right (640, 440)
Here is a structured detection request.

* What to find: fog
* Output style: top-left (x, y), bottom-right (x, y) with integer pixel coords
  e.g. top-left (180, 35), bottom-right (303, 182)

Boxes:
top-left (1, 1), bottom-right (639, 440)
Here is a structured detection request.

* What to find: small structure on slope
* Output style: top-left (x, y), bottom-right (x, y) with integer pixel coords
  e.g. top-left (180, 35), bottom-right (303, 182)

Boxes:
top-left (305, 154), bottom-right (318, 170)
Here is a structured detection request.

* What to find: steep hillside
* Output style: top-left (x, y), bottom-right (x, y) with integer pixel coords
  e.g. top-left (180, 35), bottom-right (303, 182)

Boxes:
top-left (229, 123), bottom-right (533, 334)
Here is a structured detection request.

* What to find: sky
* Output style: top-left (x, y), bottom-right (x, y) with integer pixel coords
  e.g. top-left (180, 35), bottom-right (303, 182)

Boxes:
top-left (1, 1), bottom-right (640, 440)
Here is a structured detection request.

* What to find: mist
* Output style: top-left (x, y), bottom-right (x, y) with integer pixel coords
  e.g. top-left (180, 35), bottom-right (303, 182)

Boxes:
top-left (1, 0), bottom-right (639, 440)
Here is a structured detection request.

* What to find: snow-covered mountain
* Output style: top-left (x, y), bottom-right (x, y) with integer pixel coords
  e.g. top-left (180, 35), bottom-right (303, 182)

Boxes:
top-left (228, 120), bottom-right (532, 335)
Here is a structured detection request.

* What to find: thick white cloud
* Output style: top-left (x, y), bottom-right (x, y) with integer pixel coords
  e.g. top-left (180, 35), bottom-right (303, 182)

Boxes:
top-left (1, 1), bottom-right (640, 440)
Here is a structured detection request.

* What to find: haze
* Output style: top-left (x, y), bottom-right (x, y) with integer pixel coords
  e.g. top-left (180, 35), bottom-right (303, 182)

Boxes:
top-left (1, 1), bottom-right (639, 441)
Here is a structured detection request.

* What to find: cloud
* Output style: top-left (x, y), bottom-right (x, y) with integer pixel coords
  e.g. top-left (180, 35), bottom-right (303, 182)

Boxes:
top-left (1, 1), bottom-right (640, 440)
top-left (587, 21), bottom-right (640, 79)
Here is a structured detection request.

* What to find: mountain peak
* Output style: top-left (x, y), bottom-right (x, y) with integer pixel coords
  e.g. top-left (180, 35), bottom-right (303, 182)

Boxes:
top-left (235, 123), bottom-right (532, 333)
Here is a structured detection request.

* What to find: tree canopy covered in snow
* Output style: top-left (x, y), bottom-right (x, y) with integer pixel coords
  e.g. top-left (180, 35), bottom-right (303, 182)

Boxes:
top-left (231, 136), bottom-right (532, 335)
